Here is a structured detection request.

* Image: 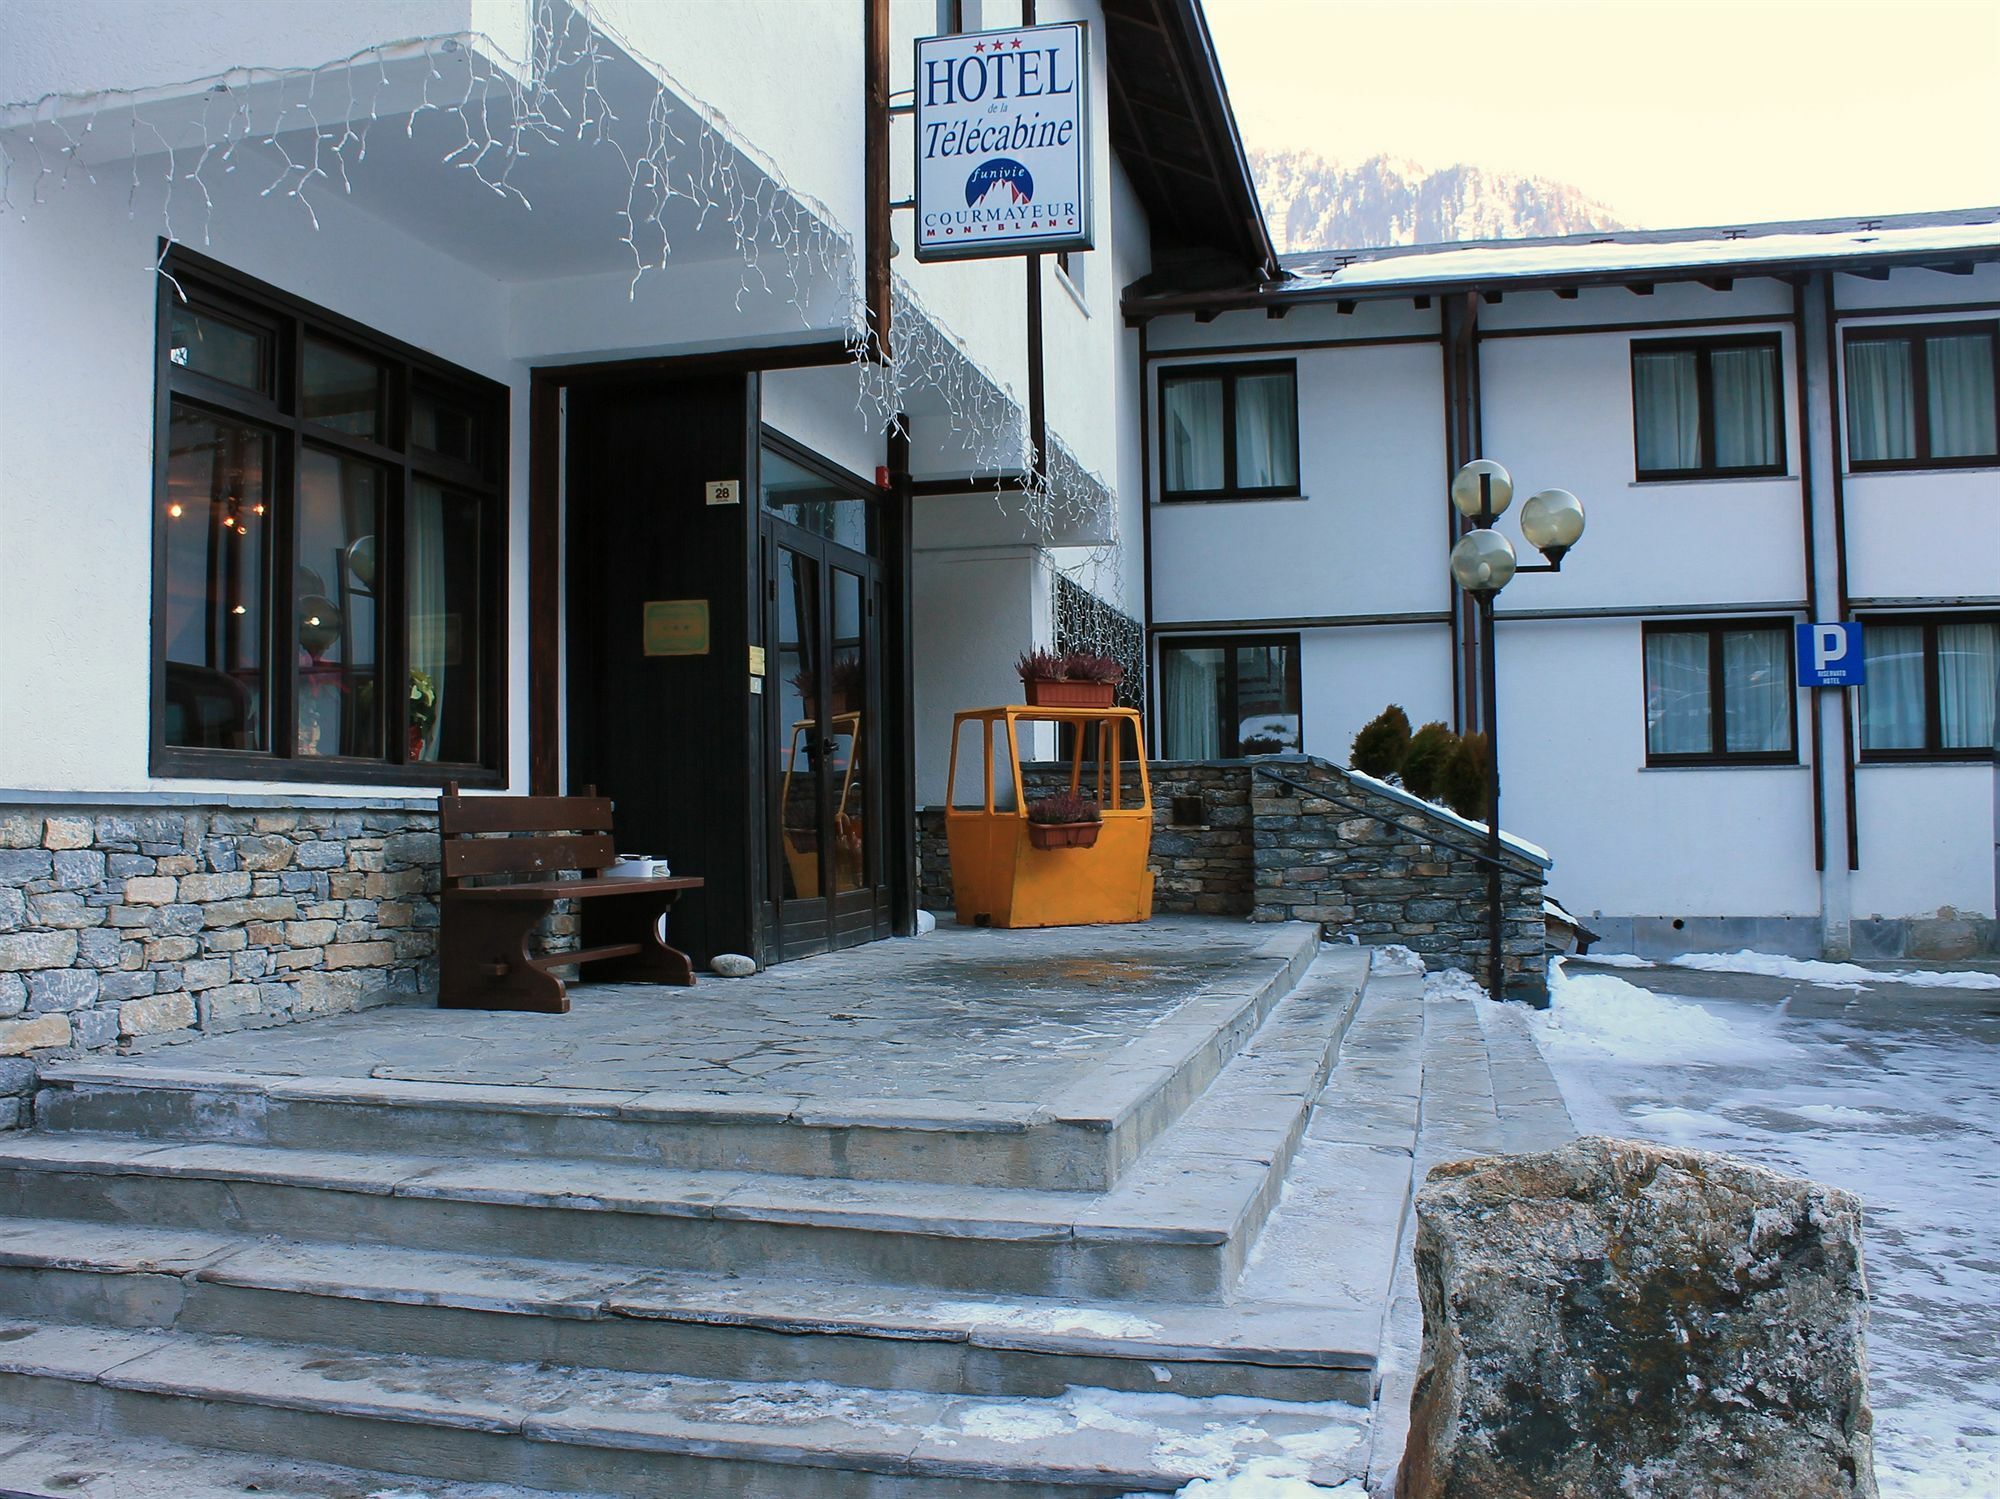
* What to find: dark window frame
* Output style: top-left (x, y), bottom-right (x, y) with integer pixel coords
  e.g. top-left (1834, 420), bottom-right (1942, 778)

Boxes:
top-left (1629, 332), bottom-right (1789, 482)
top-left (1156, 632), bottom-right (1304, 759)
top-left (1843, 319), bottom-right (2000, 473)
top-left (1157, 360), bottom-right (1302, 503)
top-left (151, 246), bottom-right (509, 788)
top-left (1640, 617), bottom-right (1799, 768)
top-left (1856, 611), bottom-right (2000, 763)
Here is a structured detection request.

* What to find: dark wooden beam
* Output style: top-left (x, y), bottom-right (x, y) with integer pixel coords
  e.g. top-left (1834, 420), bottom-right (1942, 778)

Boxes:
top-left (1845, 265), bottom-right (1893, 281)
top-left (1555, 287), bottom-right (1579, 300)
top-left (1481, 290), bottom-right (1503, 304)
top-left (1194, 308), bottom-right (1221, 324)
top-left (1265, 304), bottom-right (1291, 319)
top-left (1700, 276), bottom-right (1735, 292)
top-left (1335, 300), bottom-right (1355, 315)
top-left (864, 0), bottom-right (891, 359)
top-left (1628, 282), bottom-right (1655, 296)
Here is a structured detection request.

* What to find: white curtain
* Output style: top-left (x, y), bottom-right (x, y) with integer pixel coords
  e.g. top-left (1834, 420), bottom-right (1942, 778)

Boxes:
top-left (1162, 646), bottom-right (1223, 759)
top-left (1938, 620), bottom-right (1999, 751)
top-left (1711, 346), bottom-right (1778, 469)
top-left (1645, 631), bottom-right (1711, 754)
top-left (408, 481), bottom-right (449, 761)
top-left (1860, 622), bottom-right (1926, 751)
top-left (1927, 334), bottom-right (1998, 459)
top-left (1235, 372), bottom-right (1298, 490)
top-left (1634, 350), bottom-right (1701, 473)
top-left (1163, 378), bottom-right (1224, 493)
top-left (1846, 339), bottom-right (1916, 463)
top-left (1721, 628), bottom-right (1790, 753)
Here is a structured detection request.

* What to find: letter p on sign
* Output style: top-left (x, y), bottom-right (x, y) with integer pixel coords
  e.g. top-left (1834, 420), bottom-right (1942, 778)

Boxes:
top-left (1797, 622), bottom-right (1865, 687)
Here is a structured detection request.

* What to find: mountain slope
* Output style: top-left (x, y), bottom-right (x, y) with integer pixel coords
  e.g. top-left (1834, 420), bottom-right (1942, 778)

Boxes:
top-left (1250, 149), bottom-right (1633, 255)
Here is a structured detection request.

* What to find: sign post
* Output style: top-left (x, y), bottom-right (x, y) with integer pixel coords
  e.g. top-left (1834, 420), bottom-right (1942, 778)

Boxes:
top-left (1797, 622), bottom-right (1866, 688)
top-left (913, 23), bottom-right (1093, 263)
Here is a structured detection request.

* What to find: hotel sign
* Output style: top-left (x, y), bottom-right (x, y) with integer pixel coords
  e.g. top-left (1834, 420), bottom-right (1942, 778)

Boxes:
top-left (914, 22), bottom-right (1093, 262)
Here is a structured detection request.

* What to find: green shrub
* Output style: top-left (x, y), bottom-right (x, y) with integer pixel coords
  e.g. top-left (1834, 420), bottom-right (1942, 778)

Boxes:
top-left (1350, 705), bottom-right (1413, 778)
top-left (1401, 722), bottom-right (1456, 801)
top-left (1439, 731), bottom-right (1491, 821)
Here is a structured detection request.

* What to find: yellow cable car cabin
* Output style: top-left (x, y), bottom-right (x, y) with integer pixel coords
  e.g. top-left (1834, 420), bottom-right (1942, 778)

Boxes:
top-left (944, 705), bottom-right (1154, 929)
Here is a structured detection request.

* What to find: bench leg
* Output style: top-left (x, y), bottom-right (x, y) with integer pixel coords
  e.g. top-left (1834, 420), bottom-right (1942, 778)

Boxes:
top-left (582, 891), bottom-right (697, 987)
top-left (440, 900), bottom-right (569, 1013)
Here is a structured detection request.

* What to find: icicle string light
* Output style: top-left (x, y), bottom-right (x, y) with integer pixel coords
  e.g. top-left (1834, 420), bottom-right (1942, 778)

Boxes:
top-left (0, 0), bottom-right (1121, 601)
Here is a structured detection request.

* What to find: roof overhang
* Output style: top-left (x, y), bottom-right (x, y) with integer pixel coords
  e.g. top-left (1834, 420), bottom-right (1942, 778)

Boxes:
top-left (1102, 0), bottom-right (1277, 285)
top-left (1122, 209), bottom-right (2000, 324)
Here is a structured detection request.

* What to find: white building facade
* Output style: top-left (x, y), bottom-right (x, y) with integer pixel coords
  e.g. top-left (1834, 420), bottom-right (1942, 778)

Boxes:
top-left (1130, 213), bottom-right (2000, 959)
top-left (0, 0), bottom-right (1275, 1058)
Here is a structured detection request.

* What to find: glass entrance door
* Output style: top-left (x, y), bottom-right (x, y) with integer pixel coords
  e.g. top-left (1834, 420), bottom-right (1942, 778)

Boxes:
top-left (762, 443), bottom-right (889, 961)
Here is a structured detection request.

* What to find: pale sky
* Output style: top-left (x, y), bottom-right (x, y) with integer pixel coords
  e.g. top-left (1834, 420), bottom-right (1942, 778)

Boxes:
top-left (1205, 0), bottom-right (2000, 230)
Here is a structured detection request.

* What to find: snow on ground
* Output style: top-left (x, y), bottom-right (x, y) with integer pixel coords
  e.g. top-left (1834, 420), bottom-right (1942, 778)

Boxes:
top-left (1669, 949), bottom-right (2000, 991)
top-left (1141, 1467), bottom-right (1368, 1498)
top-left (1522, 960), bottom-right (2000, 1497)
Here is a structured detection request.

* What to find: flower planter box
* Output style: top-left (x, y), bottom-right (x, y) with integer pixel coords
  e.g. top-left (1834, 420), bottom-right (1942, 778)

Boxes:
top-left (1027, 820), bottom-right (1101, 850)
top-left (1023, 679), bottom-right (1116, 709)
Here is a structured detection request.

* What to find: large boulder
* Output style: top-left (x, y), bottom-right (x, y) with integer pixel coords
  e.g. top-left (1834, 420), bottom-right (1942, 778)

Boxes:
top-left (1399, 1136), bottom-right (1875, 1498)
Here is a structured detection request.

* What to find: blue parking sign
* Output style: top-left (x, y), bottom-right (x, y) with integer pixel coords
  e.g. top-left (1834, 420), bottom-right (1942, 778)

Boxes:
top-left (1798, 623), bottom-right (1865, 687)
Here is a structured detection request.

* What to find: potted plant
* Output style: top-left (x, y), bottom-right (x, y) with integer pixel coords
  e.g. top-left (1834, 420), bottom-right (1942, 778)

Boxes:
top-left (1017, 648), bottom-right (1124, 708)
top-left (790, 656), bottom-right (867, 716)
top-left (1025, 790), bottom-right (1103, 849)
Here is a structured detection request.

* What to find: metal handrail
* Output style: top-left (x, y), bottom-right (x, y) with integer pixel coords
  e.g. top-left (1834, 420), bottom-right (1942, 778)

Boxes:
top-left (1250, 763), bottom-right (1526, 876)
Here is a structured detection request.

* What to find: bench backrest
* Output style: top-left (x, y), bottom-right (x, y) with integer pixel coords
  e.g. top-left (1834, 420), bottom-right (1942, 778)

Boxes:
top-left (438, 783), bottom-right (616, 886)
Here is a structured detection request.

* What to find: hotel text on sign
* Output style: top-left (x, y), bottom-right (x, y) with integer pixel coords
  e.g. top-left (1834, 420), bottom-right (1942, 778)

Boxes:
top-left (914, 22), bottom-right (1093, 263)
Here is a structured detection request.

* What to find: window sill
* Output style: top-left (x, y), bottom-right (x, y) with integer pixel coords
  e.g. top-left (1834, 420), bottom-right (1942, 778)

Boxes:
top-left (151, 752), bottom-right (505, 791)
top-left (1846, 463), bottom-right (2000, 477)
top-left (1157, 492), bottom-right (1309, 506)
top-left (1858, 754), bottom-right (1996, 767)
top-left (1628, 473), bottom-right (1793, 488)
top-left (1640, 760), bottom-right (1805, 771)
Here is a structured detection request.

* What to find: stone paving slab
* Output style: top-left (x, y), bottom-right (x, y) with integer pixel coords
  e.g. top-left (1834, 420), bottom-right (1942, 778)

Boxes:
top-left (44, 919), bottom-right (1302, 1114)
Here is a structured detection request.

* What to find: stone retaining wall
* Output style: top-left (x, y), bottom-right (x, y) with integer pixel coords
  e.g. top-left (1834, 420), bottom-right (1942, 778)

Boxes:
top-left (919, 755), bottom-right (1549, 1000)
top-left (0, 799), bottom-right (453, 1126)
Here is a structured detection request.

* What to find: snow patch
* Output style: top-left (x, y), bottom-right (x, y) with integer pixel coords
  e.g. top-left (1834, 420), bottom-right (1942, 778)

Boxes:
top-left (927, 1301), bottom-right (1164, 1339)
top-left (1131, 1463), bottom-right (1369, 1498)
top-left (1669, 950), bottom-right (2000, 991)
top-left (1370, 944), bottom-right (1425, 975)
top-left (1423, 967), bottom-right (1486, 1003)
top-left (1526, 958), bottom-right (1798, 1065)
top-left (1572, 952), bottom-right (1655, 969)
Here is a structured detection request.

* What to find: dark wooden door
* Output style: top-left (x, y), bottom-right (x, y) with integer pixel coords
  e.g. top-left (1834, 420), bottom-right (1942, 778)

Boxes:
top-left (564, 376), bottom-right (758, 968)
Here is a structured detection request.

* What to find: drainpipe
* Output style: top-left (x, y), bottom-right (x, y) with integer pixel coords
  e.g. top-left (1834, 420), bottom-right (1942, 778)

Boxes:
top-left (1800, 274), bottom-right (1853, 959)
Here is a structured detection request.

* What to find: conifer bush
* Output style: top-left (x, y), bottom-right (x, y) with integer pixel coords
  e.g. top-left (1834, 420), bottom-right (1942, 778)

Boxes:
top-left (1439, 731), bottom-right (1491, 820)
top-left (1350, 705), bottom-right (1413, 778)
top-left (1401, 721), bottom-right (1457, 801)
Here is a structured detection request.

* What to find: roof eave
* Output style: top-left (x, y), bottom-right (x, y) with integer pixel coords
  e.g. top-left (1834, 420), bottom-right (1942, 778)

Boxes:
top-left (1122, 244), bottom-right (2000, 326)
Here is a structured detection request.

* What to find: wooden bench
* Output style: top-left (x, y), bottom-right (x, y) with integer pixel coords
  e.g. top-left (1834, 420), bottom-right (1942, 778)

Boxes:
top-left (438, 783), bottom-right (703, 1013)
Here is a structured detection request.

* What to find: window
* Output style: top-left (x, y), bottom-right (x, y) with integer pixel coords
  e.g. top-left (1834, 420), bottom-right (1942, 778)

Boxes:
top-left (154, 251), bottom-right (507, 784)
top-left (1630, 335), bottom-right (1786, 479)
top-left (1158, 635), bottom-right (1302, 759)
top-left (1158, 362), bottom-right (1300, 501)
top-left (1845, 321), bottom-right (1999, 469)
top-left (1857, 615), bottom-right (1998, 759)
top-left (1642, 620), bottom-right (1796, 765)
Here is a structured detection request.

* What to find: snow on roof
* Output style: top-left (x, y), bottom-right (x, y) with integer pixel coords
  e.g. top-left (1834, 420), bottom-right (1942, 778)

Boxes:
top-left (1273, 210), bottom-right (2000, 297)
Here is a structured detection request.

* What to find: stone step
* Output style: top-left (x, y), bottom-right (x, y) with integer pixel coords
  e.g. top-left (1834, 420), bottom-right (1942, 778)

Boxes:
top-left (0, 1320), bottom-right (1370, 1497)
top-left (0, 952), bottom-right (1368, 1304)
top-left (0, 1416), bottom-right (611, 1499)
top-left (30, 927), bottom-right (1323, 1194)
top-left (0, 1217), bottom-right (1375, 1404)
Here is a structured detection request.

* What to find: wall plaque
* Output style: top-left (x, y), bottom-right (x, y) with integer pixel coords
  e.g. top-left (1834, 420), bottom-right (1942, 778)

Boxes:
top-left (643, 599), bottom-right (710, 657)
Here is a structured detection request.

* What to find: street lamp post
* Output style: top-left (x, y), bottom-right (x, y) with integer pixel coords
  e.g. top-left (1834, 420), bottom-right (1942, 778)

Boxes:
top-left (1447, 461), bottom-right (1586, 1001)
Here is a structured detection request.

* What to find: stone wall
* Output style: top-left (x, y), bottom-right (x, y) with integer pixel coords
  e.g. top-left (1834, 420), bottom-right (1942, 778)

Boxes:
top-left (0, 798), bottom-right (448, 1126)
top-left (918, 755), bottom-right (1549, 1000)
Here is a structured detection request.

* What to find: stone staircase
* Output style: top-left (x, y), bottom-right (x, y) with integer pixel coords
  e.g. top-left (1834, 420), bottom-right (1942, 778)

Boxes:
top-left (0, 929), bottom-right (1410, 1497)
